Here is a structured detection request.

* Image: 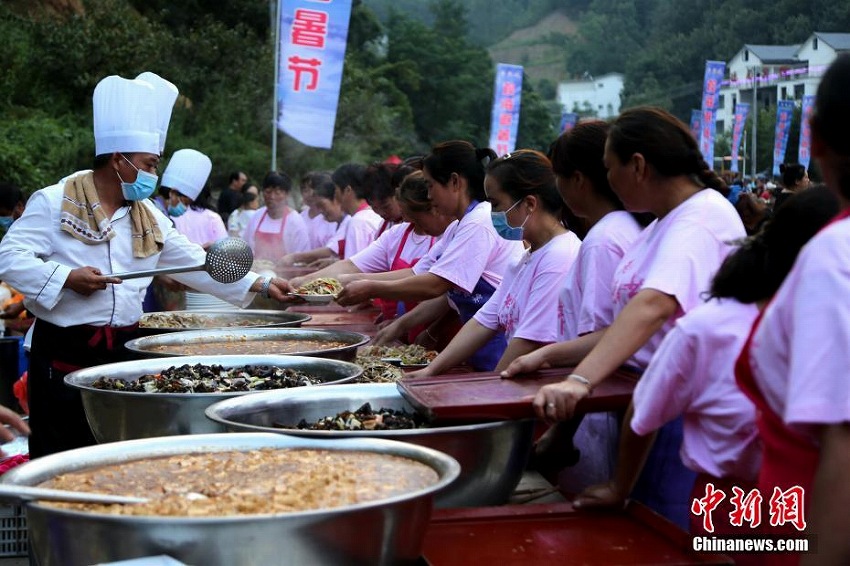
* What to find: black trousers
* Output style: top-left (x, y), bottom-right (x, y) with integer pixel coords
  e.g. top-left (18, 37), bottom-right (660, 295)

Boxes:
top-left (27, 319), bottom-right (140, 458)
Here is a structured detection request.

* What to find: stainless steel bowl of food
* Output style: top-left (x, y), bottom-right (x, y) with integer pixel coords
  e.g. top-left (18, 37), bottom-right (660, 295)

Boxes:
top-left (64, 355), bottom-right (362, 442)
top-left (2, 433), bottom-right (460, 566)
top-left (137, 309), bottom-right (312, 335)
top-left (205, 383), bottom-right (534, 508)
top-left (124, 328), bottom-right (371, 362)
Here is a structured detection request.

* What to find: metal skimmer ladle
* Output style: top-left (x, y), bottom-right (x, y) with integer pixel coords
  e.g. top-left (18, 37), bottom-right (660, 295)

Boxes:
top-left (0, 484), bottom-right (148, 505)
top-left (109, 237), bottom-right (254, 284)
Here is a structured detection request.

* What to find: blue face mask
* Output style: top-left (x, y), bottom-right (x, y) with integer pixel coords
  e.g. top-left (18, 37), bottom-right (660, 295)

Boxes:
top-left (0, 217), bottom-right (13, 232)
top-left (117, 154), bottom-right (159, 201)
top-left (490, 200), bottom-right (528, 241)
top-left (168, 202), bottom-right (187, 217)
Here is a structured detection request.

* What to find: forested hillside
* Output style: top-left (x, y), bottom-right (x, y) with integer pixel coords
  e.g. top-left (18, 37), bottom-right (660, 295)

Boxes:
top-left (0, 0), bottom-right (555, 193)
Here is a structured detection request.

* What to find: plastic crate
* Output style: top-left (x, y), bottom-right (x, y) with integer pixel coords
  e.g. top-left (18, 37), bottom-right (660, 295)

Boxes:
top-left (0, 503), bottom-right (27, 557)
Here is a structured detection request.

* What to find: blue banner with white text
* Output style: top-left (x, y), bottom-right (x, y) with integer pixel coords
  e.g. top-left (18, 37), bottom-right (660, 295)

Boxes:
top-left (773, 100), bottom-right (795, 176)
top-left (699, 61), bottom-right (725, 168)
top-left (489, 64), bottom-right (523, 156)
top-left (689, 109), bottom-right (702, 141)
top-left (277, 0), bottom-right (352, 149)
top-left (730, 103), bottom-right (750, 173)
top-left (798, 95), bottom-right (815, 170)
top-left (559, 112), bottom-right (578, 133)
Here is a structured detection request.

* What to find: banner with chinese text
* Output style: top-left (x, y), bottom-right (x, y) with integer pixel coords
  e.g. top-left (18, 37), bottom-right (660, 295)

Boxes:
top-left (489, 64), bottom-right (523, 156)
top-left (798, 95), bottom-right (815, 170)
top-left (730, 103), bottom-right (750, 173)
top-left (689, 109), bottom-right (702, 141)
top-left (699, 61), bottom-right (726, 169)
top-left (773, 100), bottom-right (795, 176)
top-left (277, 0), bottom-right (352, 149)
top-left (559, 112), bottom-right (578, 133)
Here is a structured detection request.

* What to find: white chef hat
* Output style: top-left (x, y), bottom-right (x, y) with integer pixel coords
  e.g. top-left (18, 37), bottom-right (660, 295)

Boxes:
top-left (93, 76), bottom-right (160, 155)
top-left (161, 149), bottom-right (212, 201)
top-left (135, 72), bottom-right (179, 154)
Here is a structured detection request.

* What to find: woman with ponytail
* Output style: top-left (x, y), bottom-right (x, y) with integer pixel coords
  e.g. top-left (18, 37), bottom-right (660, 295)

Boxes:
top-left (504, 107), bottom-right (746, 527)
top-left (337, 141), bottom-right (526, 371)
top-left (407, 149), bottom-right (581, 376)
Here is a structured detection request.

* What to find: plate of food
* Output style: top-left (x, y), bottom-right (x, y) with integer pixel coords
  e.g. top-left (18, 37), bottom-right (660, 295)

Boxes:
top-left (289, 277), bottom-right (343, 304)
top-left (358, 345), bottom-right (438, 369)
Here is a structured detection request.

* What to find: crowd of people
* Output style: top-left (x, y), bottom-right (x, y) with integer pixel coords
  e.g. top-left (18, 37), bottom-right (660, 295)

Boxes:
top-left (1, 54), bottom-right (849, 565)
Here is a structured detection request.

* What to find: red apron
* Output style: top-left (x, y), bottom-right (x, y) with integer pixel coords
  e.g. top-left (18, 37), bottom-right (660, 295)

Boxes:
top-left (735, 311), bottom-right (816, 565)
top-left (376, 219), bottom-right (392, 238)
top-left (376, 224), bottom-right (435, 340)
top-left (252, 208), bottom-right (288, 262)
top-left (338, 202), bottom-right (370, 259)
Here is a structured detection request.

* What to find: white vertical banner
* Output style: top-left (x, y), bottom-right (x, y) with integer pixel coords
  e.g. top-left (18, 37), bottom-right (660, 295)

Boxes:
top-left (488, 64), bottom-right (523, 156)
top-left (277, 0), bottom-right (353, 149)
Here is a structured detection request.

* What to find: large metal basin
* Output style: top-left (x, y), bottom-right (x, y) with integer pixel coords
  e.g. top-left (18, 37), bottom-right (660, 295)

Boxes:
top-left (124, 328), bottom-right (371, 362)
top-left (65, 355), bottom-right (362, 442)
top-left (137, 309), bottom-right (312, 336)
top-left (205, 383), bottom-right (534, 508)
top-left (2, 433), bottom-right (460, 566)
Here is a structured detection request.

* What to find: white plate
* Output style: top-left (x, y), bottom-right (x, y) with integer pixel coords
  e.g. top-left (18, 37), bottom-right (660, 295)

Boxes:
top-left (289, 293), bottom-right (336, 305)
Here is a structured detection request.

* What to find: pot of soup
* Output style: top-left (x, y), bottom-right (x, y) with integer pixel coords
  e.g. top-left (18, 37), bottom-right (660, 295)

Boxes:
top-left (124, 328), bottom-right (371, 362)
top-left (1, 433), bottom-right (459, 566)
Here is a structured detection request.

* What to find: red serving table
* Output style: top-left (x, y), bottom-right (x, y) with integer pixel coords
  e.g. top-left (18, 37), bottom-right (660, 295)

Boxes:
top-left (397, 367), bottom-right (638, 423)
top-left (422, 502), bottom-right (732, 565)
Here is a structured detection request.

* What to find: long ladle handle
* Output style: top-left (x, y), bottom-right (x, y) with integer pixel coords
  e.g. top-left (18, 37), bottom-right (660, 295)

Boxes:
top-left (108, 264), bottom-right (206, 280)
top-left (0, 484), bottom-right (148, 505)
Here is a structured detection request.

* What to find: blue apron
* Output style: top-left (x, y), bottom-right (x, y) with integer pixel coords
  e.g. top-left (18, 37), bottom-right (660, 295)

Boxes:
top-left (443, 200), bottom-right (507, 371)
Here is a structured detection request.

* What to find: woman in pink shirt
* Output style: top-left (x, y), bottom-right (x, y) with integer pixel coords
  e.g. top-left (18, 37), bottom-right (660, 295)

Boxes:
top-left (289, 172), bottom-right (453, 330)
top-left (279, 164), bottom-right (382, 266)
top-left (408, 150), bottom-right (581, 375)
top-left (242, 172), bottom-right (310, 263)
top-left (503, 107), bottom-right (746, 526)
top-left (162, 149), bottom-right (227, 249)
top-left (737, 55), bottom-right (850, 565)
top-left (574, 187), bottom-right (837, 550)
top-left (536, 120), bottom-right (647, 476)
top-left (336, 141), bottom-right (526, 371)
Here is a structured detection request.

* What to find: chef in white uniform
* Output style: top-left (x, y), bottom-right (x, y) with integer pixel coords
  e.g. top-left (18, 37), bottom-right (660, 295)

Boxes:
top-left (0, 74), bottom-right (291, 458)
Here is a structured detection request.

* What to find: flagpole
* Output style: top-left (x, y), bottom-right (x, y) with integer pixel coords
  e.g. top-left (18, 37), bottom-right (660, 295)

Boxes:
top-left (271, 0), bottom-right (282, 171)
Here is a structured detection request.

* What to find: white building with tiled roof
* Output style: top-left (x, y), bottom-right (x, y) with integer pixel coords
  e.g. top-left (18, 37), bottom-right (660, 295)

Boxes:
top-left (717, 32), bottom-right (850, 133)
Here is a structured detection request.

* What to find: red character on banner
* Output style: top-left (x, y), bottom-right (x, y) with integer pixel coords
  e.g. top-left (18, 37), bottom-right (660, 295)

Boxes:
top-left (768, 486), bottom-right (806, 531)
top-left (292, 9), bottom-right (329, 48)
top-left (501, 83), bottom-right (516, 97)
top-left (499, 113), bottom-right (512, 127)
top-left (288, 56), bottom-right (322, 91)
top-left (705, 95), bottom-right (716, 109)
top-left (706, 79), bottom-right (718, 94)
top-left (501, 98), bottom-right (514, 111)
top-left (496, 143), bottom-right (509, 156)
top-left (497, 129), bottom-right (510, 141)
top-left (729, 487), bottom-right (763, 528)
top-left (691, 483), bottom-right (726, 533)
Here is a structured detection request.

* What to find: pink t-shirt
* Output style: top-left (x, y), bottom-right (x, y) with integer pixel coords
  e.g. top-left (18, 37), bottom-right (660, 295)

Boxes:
top-left (243, 207), bottom-right (311, 255)
top-left (474, 231), bottom-right (581, 342)
top-left (349, 222), bottom-right (434, 273)
top-left (301, 208), bottom-right (338, 251)
top-left (347, 208), bottom-right (383, 257)
top-left (172, 208), bottom-right (228, 247)
top-left (558, 211), bottom-right (642, 340)
top-left (631, 298), bottom-right (761, 481)
top-left (611, 189), bottom-right (745, 368)
top-left (750, 217), bottom-right (850, 439)
top-left (413, 201), bottom-right (525, 292)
